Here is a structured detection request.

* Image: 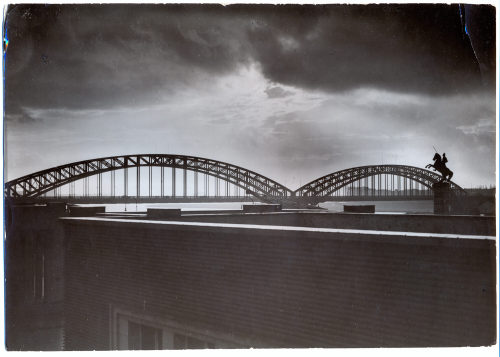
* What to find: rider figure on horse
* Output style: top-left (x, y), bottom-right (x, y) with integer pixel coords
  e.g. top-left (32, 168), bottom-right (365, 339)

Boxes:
top-left (426, 151), bottom-right (453, 182)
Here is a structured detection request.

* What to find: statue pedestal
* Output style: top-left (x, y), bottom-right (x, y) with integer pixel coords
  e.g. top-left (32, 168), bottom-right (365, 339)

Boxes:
top-left (433, 182), bottom-right (452, 215)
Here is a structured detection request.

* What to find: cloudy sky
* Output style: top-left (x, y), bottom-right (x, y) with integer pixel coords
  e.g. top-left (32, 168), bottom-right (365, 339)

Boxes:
top-left (4, 4), bottom-right (496, 189)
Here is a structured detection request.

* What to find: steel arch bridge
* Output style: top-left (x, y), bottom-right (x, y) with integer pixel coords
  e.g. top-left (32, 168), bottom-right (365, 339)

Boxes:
top-left (295, 165), bottom-right (464, 197)
top-left (4, 154), bottom-right (293, 199)
top-left (5, 156), bottom-right (464, 203)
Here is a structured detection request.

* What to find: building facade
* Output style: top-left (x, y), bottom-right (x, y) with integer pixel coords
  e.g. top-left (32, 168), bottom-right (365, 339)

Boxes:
top-left (61, 217), bottom-right (496, 349)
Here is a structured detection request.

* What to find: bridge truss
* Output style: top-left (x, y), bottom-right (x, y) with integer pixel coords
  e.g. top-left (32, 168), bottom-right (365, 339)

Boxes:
top-left (295, 165), bottom-right (464, 198)
top-left (5, 158), bottom-right (464, 203)
top-left (4, 154), bottom-right (292, 199)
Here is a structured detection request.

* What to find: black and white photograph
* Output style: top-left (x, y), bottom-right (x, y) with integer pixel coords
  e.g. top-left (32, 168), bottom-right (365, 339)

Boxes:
top-left (3, 2), bottom-right (497, 351)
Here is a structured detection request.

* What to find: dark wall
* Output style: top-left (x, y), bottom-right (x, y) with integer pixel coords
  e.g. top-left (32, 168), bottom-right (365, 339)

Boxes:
top-left (177, 212), bottom-right (496, 236)
top-left (62, 219), bottom-right (496, 349)
top-left (5, 203), bottom-right (67, 350)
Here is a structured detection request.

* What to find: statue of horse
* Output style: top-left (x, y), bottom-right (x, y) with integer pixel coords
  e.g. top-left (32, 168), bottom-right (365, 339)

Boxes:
top-left (426, 153), bottom-right (453, 181)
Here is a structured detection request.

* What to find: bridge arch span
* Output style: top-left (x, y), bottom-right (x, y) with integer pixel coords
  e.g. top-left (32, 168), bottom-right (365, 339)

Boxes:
top-left (5, 154), bottom-right (293, 199)
top-left (294, 165), bottom-right (464, 197)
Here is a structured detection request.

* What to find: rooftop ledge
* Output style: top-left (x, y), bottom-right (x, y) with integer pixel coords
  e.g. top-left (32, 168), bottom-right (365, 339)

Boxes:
top-left (60, 216), bottom-right (495, 241)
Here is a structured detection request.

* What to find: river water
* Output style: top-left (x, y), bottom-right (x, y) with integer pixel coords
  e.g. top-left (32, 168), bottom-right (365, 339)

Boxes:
top-left (76, 200), bottom-right (433, 214)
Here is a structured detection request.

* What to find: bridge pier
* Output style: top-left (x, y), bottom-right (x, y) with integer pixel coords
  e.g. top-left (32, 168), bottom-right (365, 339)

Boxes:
top-left (432, 182), bottom-right (452, 214)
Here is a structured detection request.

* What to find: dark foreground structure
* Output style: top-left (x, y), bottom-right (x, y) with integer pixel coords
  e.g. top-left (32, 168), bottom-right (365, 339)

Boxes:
top-left (5, 204), bottom-right (497, 350)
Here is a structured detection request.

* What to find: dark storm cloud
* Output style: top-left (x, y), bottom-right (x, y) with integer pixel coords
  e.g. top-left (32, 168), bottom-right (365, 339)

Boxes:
top-left (247, 4), bottom-right (494, 95)
top-left (4, 4), bottom-right (251, 116)
top-left (4, 4), bottom-right (495, 118)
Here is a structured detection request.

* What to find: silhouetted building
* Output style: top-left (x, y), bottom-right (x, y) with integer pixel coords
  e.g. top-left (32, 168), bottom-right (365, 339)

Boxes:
top-left (5, 205), bottom-right (497, 350)
top-left (5, 203), bottom-right (67, 350)
top-left (61, 216), bottom-right (495, 349)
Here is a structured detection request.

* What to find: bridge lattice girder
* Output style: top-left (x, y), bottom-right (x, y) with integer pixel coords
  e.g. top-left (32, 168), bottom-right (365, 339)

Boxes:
top-left (294, 165), bottom-right (464, 197)
top-left (4, 154), bottom-right (293, 199)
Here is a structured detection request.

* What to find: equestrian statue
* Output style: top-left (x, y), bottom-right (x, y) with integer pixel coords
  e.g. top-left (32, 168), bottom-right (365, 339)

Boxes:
top-left (426, 152), bottom-right (453, 182)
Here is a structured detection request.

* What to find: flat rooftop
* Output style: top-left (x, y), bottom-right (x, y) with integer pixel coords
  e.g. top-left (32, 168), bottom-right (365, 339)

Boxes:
top-left (61, 216), bottom-right (495, 241)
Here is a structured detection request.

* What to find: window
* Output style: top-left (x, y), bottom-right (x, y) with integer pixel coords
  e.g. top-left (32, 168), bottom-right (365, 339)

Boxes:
top-left (116, 314), bottom-right (164, 350)
top-left (112, 308), bottom-right (245, 350)
top-left (173, 332), bottom-right (215, 349)
top-left (127, 321), bottom-right (163, 350)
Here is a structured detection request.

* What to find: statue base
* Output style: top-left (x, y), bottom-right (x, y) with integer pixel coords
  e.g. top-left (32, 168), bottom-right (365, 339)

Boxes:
top-left (433, 181), bottom-right (452, 215)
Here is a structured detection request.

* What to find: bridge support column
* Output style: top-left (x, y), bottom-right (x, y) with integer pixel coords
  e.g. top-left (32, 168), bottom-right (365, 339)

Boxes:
top-left (183, 168), bottom-right (187, 197)
top-left (161, 167), bottom-right (164, 197)
top-left (172, 167), bottom-right (176, 197)
top-left (194, 171), bottom-right (198, 197)
top-left (136, 166), bottom-right (140, 198)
